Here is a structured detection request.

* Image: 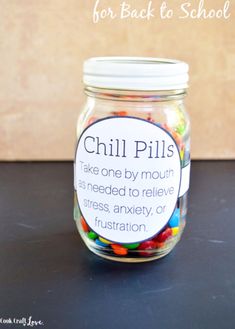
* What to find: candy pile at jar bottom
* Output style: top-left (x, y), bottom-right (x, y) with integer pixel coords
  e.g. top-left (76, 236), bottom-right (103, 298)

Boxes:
top-left (79, 206), bottom-right (184, 258)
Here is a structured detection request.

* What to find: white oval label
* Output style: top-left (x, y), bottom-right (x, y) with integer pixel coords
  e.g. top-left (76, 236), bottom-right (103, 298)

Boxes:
top-left (75, 117), bottom-right (181, 244)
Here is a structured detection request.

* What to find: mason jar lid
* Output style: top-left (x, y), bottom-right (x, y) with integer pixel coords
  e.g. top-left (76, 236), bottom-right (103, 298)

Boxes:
top-left (83, 57), bottom-right (189, 91)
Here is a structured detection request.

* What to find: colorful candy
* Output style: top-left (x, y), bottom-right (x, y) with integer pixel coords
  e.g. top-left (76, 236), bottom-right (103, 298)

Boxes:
top-left (87, 231), bottom-right (98, 240)
top-left (171, 227), bottom-right (180, 236)
top-left (147, 114), bottom-right (155, 123)
top-left (75, 57), bottom-right (190, 262)
top-left (99, 237), bottom-right (112, 245)
top-left (95, 239), bottom-right (109, 247)
top-left (78, 109), bottom-right (186, 258)
top-left (180, 148), bottom-right (185, 162)
top-left (86, 116), bottom-right (97, 127)
top-left (112, 111), bottom-right (128, 116)
top-left (111, 244), bottom-right (128, 256)
top-left (177, 123), bottom-right (186, 135)
top-left (162, 123), bottom-right (182, 145)
top-left (80, 207), bottom-right (182, 257)
top-left (123, 243), bottom-right (140, 250)
top-left (81, 216), bottom-right (89, 232)
top-left (168, 209), bottom-right (180, 228)
top-left (155, 228), bottom-right (172, 243)
top-left (137, 241), bottom-right (157, 256)
top-left (155, 241), bottom-right (165, 248)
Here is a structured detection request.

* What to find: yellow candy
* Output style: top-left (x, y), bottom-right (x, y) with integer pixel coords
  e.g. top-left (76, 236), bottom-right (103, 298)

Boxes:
top-left (180, 148), bottom-right (185, 161)
top-left (99, 237), bottom-right (112, 244)
top-left (171, 227), bottom-right (179, 236)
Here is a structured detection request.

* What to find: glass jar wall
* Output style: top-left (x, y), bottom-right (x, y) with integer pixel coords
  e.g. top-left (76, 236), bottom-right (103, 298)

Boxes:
top-left (74, 58), bottom-right (190, 262)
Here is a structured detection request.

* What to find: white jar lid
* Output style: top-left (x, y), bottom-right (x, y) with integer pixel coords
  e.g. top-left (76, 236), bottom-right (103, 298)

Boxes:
top-left (83, 57), bottom-right (189, 91)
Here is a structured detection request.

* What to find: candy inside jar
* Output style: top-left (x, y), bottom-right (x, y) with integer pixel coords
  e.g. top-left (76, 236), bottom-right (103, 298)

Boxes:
top-left (74, 57), bottom-right (190, 262)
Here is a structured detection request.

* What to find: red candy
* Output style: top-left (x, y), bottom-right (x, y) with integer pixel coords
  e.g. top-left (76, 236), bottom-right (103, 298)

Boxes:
top-left (137, 240), bottom-right (157, 256)
top-left (155, 228), bottom-right (172, 243)
top-left (155, 241), bottom-right (164, 248)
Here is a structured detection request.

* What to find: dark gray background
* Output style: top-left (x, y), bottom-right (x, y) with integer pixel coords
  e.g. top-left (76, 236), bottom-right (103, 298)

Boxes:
top-left (0, 161), bottom-right (234, 329)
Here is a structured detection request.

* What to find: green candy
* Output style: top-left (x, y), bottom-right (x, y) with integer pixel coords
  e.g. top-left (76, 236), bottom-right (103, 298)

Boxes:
top-left (87, 231), bottom-right (98, 240)
top-left (123, 243), bottom-right (140, 250)
top-left (176, 123), bottom-right (186, 135)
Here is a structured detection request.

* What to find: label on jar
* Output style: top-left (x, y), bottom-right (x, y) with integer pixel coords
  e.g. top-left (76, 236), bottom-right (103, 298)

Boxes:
top-left (74, 117), bottom-right (184, 244)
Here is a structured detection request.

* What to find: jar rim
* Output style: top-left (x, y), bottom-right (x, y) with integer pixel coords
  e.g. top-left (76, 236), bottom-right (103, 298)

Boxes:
top-left (83, 57), bottom-right (189, 91)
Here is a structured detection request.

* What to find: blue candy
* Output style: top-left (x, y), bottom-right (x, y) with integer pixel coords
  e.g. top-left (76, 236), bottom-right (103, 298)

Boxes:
top-left (95, 239), bottom-right (108, 247)
top-left (168, 208), bottom-right (180, 228)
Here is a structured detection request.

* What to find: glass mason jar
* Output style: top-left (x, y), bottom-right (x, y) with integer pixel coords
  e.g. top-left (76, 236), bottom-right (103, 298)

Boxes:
top-left (74, 57), bottom-right (190, 262)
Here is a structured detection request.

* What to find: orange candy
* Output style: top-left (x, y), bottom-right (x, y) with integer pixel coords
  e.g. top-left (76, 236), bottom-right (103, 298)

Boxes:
top-left (112, 111), bottom-right (128, 116)
top-left (111, 244), bottom-right (128, 256)
top-left (81, 217), bottom-right (89, 232)
top-left (86, 116), bottom-right (97, 127)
